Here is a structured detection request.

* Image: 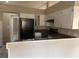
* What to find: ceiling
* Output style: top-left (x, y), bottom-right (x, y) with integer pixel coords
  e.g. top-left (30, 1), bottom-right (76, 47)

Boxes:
top-left (0, 1), bottom-right (59, 9)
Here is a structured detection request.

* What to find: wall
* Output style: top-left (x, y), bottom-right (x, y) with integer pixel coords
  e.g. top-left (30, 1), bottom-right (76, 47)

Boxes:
top-left (6, 38), bottom-right (79, 58)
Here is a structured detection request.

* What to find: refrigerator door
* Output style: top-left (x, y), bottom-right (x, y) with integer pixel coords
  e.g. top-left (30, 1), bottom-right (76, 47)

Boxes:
top-left (20, 18), bottom-right (34, 39)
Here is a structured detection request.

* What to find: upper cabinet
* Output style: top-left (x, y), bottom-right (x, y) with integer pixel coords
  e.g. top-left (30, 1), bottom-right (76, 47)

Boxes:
top-left (54, 8), bottom-right (73, 29)
top-left (20, 13), bottom-right (35, 19)
top-left (20, 13), bottom-right (46, 26)
top-left (33, 14), bottom-right (45, 26)
top-left (39, 15), bottom-right (45, 26)
top-left (46, 7), bottom-right (79, 29)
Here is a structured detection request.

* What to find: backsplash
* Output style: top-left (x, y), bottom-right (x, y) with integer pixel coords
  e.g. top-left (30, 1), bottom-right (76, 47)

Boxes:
top-left (58, 28), bottom-right (79, 37)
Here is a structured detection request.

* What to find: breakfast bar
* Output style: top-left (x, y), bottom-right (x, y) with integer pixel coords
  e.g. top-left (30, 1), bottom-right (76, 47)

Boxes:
top-left (6, 38), bottom-right (79, 58)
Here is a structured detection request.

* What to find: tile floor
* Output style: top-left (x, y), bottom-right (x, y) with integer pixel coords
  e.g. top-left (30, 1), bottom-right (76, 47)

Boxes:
top-left (0, 46), bottom-right (8, 58)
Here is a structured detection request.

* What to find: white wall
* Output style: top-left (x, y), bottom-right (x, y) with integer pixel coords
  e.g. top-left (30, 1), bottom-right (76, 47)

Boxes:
top-left (6, 38), bottom-right (79, 58)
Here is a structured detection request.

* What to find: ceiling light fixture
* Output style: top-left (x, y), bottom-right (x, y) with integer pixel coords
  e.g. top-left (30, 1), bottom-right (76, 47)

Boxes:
top-left (6, 1), bottom-right (9, 3)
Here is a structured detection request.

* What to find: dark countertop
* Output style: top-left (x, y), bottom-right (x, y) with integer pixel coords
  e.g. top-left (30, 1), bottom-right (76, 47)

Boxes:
top-left (35, 33), bottom-right (75, 40)
top-left (48, 33), bottom-right (75, 39)
top-left (34, 26), bottom-right (76, 40)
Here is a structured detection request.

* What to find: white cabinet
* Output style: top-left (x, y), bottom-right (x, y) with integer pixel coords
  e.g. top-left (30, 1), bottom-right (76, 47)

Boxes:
top-left (35, 15), bottom-right (45, 26)
top-left (20, 13), bottom-right (35, 19)
top-left (54, 11), bottom-right (62, 27)
top-left (59, 8), bottom-right (73, 29)
top-left (47, 7), bottom-right (74, 29)
top-left (55, 8), bottom-right (73, 29)
top-left (39, 15), bottom-right (45, 26)
top-left (20, 13), bottom-right (45, 26)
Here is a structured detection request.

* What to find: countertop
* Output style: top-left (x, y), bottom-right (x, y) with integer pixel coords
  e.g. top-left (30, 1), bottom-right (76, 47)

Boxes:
top-left (34, 26), bottom-right (75, 40)
top-left (6, 38), bottom-right (79, 58)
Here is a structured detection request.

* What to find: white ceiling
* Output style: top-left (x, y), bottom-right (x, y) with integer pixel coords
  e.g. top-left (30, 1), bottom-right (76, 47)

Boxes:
top-left (0, 1), bottom-right (59, 9)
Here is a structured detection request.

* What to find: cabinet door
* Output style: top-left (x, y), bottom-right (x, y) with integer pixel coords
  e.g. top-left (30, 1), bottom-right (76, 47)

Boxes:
top-left (54, 8), bottom-right (73, 29)
top-left (60, 8), bottom-right (73, 29)
top-left (54, 11), bottom-right (62, 27)
top-left (39, 15), bottom-right (45, 26)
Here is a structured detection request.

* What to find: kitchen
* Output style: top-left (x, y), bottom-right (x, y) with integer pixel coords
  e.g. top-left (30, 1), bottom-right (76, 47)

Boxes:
top-left (0, 1), bottom-right (79, 58)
